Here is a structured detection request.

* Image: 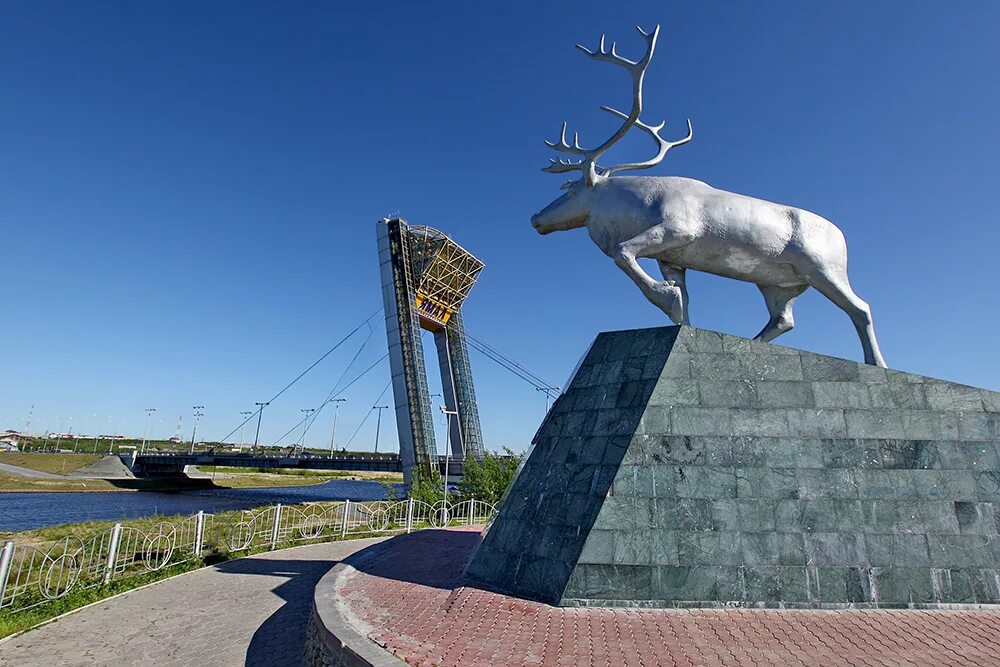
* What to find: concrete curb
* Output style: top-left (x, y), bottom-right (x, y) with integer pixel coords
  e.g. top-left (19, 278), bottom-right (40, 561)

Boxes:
top-left (308, 550), bottom-right (408, 667)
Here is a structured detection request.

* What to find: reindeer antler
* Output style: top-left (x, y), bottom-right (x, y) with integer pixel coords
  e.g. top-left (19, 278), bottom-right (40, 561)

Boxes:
top-left (542, 25), bottom-right (691, 182)
top-left (599, 107), bottom-right (693, 176)
top-left (542, 122), bottom-right (594, 174)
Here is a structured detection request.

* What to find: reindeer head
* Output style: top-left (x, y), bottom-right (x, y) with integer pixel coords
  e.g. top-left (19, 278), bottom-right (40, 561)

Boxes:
top-left (531, 25), bottom-right (693, 235)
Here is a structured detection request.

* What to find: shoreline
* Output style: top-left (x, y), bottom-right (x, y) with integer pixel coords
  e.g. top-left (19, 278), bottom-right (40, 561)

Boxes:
top-left (0, 487), bottom-right (136, 494)
top-left (0, 475), bottom-right (395, 494)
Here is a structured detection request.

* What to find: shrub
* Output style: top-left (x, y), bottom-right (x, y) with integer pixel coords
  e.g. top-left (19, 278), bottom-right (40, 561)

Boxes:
top-left (408, 466), bottom-right (445, 505)
top-left (458, 449), bottom-right (521, 506)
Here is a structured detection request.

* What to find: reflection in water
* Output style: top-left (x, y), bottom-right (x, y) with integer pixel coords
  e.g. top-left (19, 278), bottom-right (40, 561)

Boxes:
top-left (0, 479), bottom-right (402, 532)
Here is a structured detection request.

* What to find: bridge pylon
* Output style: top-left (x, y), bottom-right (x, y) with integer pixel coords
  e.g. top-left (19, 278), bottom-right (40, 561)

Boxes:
top-left (377, 218), bottom-right (485, 489)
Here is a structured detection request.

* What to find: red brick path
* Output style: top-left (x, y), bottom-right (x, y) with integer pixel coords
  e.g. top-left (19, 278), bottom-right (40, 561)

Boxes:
top-left (335, 528), bottom-right (1000, 666)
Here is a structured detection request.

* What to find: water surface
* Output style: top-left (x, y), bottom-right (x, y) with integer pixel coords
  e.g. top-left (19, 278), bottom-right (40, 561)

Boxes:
top-left (0, 479), bottom-right (401, 532)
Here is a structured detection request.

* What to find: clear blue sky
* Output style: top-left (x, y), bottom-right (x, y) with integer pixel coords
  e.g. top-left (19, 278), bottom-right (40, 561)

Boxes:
top-left (3, 1), bottom-right (999, 453)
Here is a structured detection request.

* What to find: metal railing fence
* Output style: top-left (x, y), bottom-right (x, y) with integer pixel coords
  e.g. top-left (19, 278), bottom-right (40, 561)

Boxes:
top-left (0, 498), bottom-right (495, 614)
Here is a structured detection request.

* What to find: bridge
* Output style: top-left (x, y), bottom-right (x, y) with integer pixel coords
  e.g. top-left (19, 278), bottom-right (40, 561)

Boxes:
top-left (126, 452), bottom-right (465, 478)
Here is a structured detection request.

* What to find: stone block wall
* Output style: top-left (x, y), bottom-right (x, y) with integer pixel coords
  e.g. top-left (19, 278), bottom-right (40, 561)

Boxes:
top-left (464, 326), bottom-right (1000, 608)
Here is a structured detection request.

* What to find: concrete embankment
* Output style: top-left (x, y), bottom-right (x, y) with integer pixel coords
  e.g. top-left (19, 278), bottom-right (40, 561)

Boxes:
top-left (69, 455), bottom-right (137, 479)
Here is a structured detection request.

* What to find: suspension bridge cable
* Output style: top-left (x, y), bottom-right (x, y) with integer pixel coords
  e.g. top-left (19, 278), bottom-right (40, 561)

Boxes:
top-left (466, 338), bottom-right (539, 386)
top-left (464, 333), bottom-right (561, 398)
top-left (465, 332), bottom-right (556, 390)
top-left (268, 353), bottom-right (389, 447)
top-left (290, 321), bottom-right (379, 442)
top-left (343, 380), bottom-right (393, 450)
top-left (217, 308), bottom-right (383, 443)
top-left (466, 338), bottom-right (541, 388)
top-left (465, 333), bottom-right (547, 386)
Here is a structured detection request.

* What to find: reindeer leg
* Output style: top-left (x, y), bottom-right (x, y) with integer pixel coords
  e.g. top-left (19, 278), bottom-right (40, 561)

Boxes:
top-left (804, 268), bottom-right (887, 367)
top-left (657, 262), bottom-right (690, 325)
top-left (612, 229), bottom-right (693, 324)
top-left (754, 284), bottom-right (808, 342)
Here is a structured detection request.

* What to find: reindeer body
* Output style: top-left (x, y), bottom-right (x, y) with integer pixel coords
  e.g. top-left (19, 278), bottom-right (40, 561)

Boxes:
top-left (579, 176), bottom-right (841, 287)
top-left (533, 24), bottom-right (887, 366)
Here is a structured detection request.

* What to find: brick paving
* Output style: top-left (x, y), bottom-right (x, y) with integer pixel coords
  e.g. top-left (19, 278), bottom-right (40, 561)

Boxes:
top-left (338, 528), bottom-right (1000, 666)
top-left (0, 537), bottom-right (386, 667)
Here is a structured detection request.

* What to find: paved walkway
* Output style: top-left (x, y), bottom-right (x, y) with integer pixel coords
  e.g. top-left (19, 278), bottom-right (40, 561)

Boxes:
top-left (337, 528), bottom-right (1000, 667)
top-left (0, 537), bottom-right (386, 667)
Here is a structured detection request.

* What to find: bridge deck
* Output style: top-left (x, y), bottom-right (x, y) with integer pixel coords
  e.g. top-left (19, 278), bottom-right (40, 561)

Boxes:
top-left (129, 453), bottom-right (464, 476)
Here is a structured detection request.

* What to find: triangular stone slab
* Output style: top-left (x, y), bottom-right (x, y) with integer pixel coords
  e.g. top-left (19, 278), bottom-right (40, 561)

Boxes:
top-left (463, 326), bottom-right (1000, 608)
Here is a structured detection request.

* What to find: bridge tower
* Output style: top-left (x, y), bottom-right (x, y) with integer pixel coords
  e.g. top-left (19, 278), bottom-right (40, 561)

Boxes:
top-left (377, 218), bottom-right (485, 488)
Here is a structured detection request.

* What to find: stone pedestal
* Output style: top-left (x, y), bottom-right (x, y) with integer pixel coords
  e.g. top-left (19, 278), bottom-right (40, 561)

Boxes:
top-left (463, 326), bottom-right (1000, 608)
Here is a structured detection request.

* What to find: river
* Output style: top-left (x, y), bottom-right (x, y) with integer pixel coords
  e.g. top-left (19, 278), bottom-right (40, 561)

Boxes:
top-left (0, 479), bottom-right (401, 532)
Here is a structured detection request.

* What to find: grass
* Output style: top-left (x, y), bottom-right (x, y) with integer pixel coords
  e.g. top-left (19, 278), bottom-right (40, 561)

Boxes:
top-left (0, 453), bottom-right (101, 475)
top-left (2, 512), bottom-right (198, 545)
top-left (15, 437), bottom-right (393, 460)
top-left (0, 448), bottom-right (403, 493)
top-left (0, 472), bottom-right (120, 493)
top-left (201, 465), bottom-right (401, 480)
top-left (206, 472), bottom-right (336, 488)
top-left (197, 466), bottom-right (402, 489)
top-left (3, 512), bottom-right (202, 547)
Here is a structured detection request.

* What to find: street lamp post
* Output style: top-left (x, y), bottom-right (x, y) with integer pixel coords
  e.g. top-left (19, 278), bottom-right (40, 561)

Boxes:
top-left (439, 405), bottom-right (459, 521)
top-left (536, 386), bottom-right (560, 414)
top-left (141, 408), bottom-right (157, 455)
top-left (105, 415), bottom-right (113, 454)
top-left (253, 402), bottom-right (270, 456)
top-left (239, 411), bottom-right (253, 453)
top-left (372, 405), bottom-right (389, 453)
top-left (299, 408), bottom-right (315, 456)
top-left (53, 416), bottom-right (61, 451)
top-left (92, 414), bottom-right (101, 454)
top-left (328, 398), bottom-right (347, 459)
top-left (189, 406), bottom-right (205, 455)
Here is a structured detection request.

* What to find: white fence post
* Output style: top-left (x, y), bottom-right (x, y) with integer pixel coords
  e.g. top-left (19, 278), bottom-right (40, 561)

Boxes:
top-left (194, 511), bottom-right (205, 555)
top-left (103, 524), bottom-right (122, 585)
top-left (406, 498), bottom-right (414, 533)
top-left (341, 500), bottom-right (350, 538)
top-left (467, 500), bottom-right (475, 526)
top-left (270, 504), bottom-right (282, 550)
top-left (0, 541), bottom-right (14, 606)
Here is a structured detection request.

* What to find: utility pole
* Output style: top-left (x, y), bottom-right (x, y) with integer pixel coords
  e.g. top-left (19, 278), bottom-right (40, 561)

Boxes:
top-left (299, 408), bottom-right (315, 456)
top-left (189, 406), bottom-right (205, 455)
top-left (141, 408), bottom-right (157, 455)
top-left (328, 398), bottom-right (347, 459)
top-left (239, 411), bottom-right (253, 453)
top-left (372, 405), bottom-right (389, 453)
top-left (253, 401), bottom-right (269, 456)
top-left (440, 405), bottom-right (459, 518)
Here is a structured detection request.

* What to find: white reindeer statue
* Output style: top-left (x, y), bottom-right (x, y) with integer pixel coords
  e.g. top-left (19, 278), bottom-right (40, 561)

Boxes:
top-left (531, 25), bottom-right (887, 367)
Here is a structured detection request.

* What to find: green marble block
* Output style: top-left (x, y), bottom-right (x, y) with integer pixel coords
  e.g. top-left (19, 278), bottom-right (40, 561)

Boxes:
top-left (462, 326), bottom-right (1000, 608)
